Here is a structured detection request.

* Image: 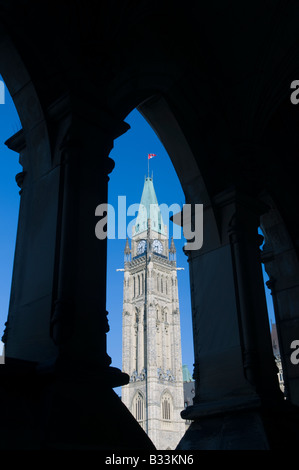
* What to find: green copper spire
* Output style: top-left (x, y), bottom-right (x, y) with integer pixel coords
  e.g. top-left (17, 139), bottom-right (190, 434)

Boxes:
top-left (134, 176), bottom-right (166, 236)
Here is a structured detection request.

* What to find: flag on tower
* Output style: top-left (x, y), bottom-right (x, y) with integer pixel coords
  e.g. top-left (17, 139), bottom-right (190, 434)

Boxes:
top-left (148, 153), bottom-right (156, 159)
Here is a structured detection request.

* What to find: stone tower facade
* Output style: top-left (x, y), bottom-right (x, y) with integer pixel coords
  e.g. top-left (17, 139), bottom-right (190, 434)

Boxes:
top-left (121, 176), bottom-right (185, 450)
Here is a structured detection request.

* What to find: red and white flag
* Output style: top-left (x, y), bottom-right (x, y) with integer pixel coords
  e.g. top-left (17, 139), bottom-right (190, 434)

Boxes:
top-left (148, 153), bottom-right (156, 159)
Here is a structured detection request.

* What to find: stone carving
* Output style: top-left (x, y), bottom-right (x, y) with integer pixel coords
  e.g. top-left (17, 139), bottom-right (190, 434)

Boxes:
top-left (157, 368), bottom-right (175, 382)
top-left (130, 368), bottom-right (146, 382)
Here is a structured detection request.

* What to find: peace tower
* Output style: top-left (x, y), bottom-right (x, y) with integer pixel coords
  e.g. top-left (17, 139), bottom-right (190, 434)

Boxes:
top-left (121, 176), bottom-right (185, 450)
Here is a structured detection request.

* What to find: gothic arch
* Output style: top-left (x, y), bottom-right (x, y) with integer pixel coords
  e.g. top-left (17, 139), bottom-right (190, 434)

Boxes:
top-left (2, 2), bottom-right (299, 450)
top-left (0, 35), bottom-right (51, 165)
top-left (160, 390), bottom-right (173, 421)
top-left (116, 91), bottom-right (288, 448)
top-left (132, 390), bottom-right (145, 426)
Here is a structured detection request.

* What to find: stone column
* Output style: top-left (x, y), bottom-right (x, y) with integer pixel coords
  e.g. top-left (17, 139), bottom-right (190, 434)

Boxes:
top-left (178, 187), bottom-right (283, 450)
top-left (4, 126), bottom-right (59, 363)
top-left (49, 98), bottom-right (129, 385)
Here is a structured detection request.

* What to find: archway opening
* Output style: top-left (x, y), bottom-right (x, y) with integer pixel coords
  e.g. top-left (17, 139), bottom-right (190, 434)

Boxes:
top-left (259, 228), bottom-right (285, 395)
top-left (0, 75), bottom-right (22, 357)
top-left (106, 107), bottom-right (194, 399)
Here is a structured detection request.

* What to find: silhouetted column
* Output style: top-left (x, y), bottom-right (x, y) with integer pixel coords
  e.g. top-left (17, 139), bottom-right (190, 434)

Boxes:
top-left (50, 97), bottom-right (129, 385)
top-left (226, 196), bottom-right (279, 400)
top-left (178, 188), bottom-right (282, 449)
top-left (4, 125), bottom-right (59, 363)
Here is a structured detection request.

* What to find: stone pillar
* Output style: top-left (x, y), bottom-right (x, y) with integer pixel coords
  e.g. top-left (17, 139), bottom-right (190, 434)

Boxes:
top-left (260, 200), bottom-right (299, 406)
top-left (178, 188), bottom-right (283, 450)
top-left (4, 126), bottom-right (59, 363)
top-left (50, 111), bottom-right (122, 378)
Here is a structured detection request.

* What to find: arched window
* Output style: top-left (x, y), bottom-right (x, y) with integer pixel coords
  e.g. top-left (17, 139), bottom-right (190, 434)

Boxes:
top-left (161, 392), bottom-right (172, 421)
top-left (132, 391), bottom-right (145, 428)
top-left (138, 275), bottom-right (140, 295)
top-left (164, 308), bottom-right (168, 323)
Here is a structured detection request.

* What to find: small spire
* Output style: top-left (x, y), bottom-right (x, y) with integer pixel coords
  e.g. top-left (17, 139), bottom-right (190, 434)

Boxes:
top-left (169, 237), bottom-right (176, 253)
top-left (124, 237), bottom-right (131, 254)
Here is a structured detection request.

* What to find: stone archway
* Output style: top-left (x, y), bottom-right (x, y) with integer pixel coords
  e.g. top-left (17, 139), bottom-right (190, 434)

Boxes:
top-left (0, 1), bottom-right (299, 450)
top-left (119, 96), bottom-right (287, 449)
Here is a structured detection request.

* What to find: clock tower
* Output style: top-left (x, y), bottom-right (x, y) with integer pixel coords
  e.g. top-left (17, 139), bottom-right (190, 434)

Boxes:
top-left (121, 176), bottom-right (185, 450)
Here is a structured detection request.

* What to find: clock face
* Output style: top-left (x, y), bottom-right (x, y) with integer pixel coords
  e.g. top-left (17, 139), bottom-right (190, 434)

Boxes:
top-left (152, 239), bottom-right (163, 254)
top-left (137, 239), bottom-right (146, 255)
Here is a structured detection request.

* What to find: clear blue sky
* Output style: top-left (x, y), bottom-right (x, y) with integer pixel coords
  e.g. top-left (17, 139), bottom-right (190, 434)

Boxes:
top-left (0, 76), bottom-right (275, 372)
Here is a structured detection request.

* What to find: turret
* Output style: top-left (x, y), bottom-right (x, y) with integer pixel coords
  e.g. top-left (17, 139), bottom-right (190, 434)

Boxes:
top-left (124, 237), bottom-right (131, 263)
top-left (169, 236), bottom-right (176, 262)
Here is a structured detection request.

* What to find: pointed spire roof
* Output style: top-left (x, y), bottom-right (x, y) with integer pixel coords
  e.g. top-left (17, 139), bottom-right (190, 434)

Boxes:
top-left (124, 237), bottom-right (131, 254)
top-left (169, 236), bottom-right (176, 253)
top-left (134, 176), bottom-right (166, 236)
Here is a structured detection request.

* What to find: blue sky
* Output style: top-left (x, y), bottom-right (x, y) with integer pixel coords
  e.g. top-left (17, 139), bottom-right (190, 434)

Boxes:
top-left (0, 76), bottom-right (275, 373)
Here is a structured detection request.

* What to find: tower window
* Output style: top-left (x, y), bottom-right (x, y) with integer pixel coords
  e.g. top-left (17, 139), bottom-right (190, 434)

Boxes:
top-left (133, 391), bottom-right (145, 427)
top-left (161, 393), bottom-right (172, 421)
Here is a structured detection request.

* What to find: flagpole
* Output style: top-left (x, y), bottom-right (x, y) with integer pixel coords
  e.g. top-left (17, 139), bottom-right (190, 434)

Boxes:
top-left (147, 154), bottom-right (156, 178)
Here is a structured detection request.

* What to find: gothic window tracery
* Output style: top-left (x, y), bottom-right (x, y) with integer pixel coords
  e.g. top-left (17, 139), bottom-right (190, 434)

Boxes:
top-left (161, 392), bottom-right (172, 421)
top-left (133, 391), bottom-right (145, 427)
